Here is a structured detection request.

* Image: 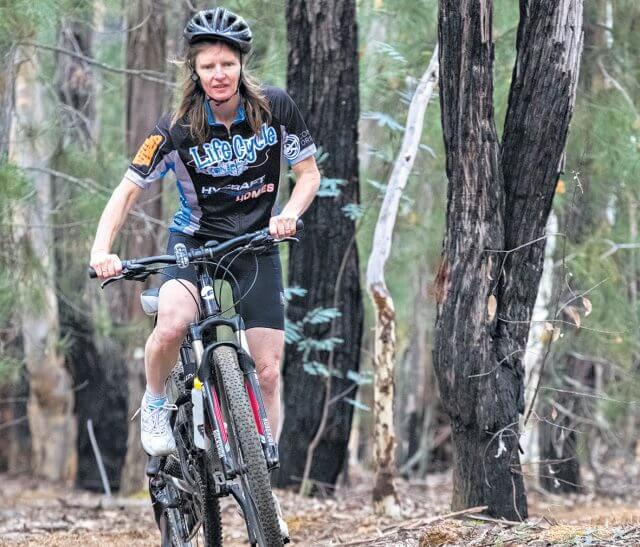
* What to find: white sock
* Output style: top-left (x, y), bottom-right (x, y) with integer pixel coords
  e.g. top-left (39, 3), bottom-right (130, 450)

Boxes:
top-left (145, 387), bottom-right (167, 409)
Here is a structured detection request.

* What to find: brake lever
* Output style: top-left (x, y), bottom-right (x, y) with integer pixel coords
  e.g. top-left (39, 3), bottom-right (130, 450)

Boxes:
top-left (100, 275), bottom-right (125, 289)
top-left (99, 265), bottom-right (151, 289)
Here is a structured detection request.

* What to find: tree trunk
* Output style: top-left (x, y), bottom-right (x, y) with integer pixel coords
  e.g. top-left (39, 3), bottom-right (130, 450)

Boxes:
top-left (358, 9), bottom-right (389, 177)
top-left (118, 0), bottom-right (167, 495)
top-left (434, 0), bottom-right (583, 520)
top-left (276, 0), bottom-right (363, 491)
top-left (9, 46), bottom-right (77, 483)
top-left (51, 11), bottom-right (130, 491)
top-left (521, 211), bottom-right (557, 466)
top-left (366, 50), bottom-right (439, 516)
top-left (0, 45), bottom-right (17, 161)
top-left (0, 42), bottom-right (30, 475)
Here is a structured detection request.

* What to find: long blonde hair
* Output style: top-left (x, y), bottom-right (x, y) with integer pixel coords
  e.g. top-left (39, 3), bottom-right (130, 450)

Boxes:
top-left (171, 41), bottom-right (271, 142)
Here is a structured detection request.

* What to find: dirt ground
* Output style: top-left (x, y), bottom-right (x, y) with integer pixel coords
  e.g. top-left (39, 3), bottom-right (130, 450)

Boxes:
top-left (2, 469), bottom-right (640, 546)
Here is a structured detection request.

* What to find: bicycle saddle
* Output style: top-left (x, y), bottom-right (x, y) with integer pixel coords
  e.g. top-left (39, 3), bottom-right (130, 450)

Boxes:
top-left (141, 288), bottom-right (160, 316)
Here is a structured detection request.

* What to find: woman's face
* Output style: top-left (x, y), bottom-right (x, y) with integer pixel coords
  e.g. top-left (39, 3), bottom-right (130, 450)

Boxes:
top-left (194, 43), bottom-right (241, 103)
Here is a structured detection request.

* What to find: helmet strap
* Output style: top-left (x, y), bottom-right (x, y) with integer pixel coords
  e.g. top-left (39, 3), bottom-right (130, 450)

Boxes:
top-left (209, 88), bottom-right (239, 107)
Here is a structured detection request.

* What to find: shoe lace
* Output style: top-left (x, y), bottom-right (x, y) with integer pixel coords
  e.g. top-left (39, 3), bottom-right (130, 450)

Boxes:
top-left (131, 401), bottom-right (178, 430)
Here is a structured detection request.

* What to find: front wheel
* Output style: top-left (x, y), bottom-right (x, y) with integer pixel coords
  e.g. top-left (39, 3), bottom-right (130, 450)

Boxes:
top-left (213, 346), bottom-right (283, 547)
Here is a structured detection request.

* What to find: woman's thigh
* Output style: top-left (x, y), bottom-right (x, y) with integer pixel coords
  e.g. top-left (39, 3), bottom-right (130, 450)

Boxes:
top-left (157, 279), bottom-right (199, 328)
top-left (245, 327), bottom-right (285, 370)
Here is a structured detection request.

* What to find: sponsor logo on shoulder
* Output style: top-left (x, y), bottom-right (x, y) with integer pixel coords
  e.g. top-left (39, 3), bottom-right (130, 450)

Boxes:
top-left (283, 134), bottom-right (301, 160)
top-left (133, 134), bottom-right (165, 167)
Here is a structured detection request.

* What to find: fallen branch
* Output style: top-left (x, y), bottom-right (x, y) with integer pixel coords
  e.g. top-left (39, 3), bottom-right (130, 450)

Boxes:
top-left (464, 513), bottom-right (545, 528)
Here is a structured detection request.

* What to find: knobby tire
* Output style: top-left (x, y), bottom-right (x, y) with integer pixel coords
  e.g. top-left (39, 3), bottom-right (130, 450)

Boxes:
top-left (212, 346), bottom-right (283, 547)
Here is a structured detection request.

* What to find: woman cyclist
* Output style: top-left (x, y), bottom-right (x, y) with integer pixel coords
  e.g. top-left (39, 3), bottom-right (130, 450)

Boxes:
top-left (89, 7), bottom-right (320, 536)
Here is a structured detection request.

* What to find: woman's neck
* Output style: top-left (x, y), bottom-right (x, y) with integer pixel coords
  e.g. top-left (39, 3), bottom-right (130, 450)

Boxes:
top-left (209, 93), bottom-right (241, 129)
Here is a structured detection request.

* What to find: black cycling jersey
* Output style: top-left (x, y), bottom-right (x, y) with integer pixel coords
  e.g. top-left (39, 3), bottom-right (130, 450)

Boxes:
top-left (125, 86), bottom-right (316, 240)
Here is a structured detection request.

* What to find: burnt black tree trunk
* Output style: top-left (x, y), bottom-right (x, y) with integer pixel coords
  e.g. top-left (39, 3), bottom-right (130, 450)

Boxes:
top-left (276, 0), bottom-right (363, 490)
top-left (434, 0), bottom-right (583, 520)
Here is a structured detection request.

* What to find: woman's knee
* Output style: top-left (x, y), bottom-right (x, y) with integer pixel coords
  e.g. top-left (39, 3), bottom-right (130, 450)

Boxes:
top-left (257, 362), bottom-right (281, 396)
top-left (152, 281), bottom-right (198, 347)
top-left (152, 313), bottom-right (191, 347)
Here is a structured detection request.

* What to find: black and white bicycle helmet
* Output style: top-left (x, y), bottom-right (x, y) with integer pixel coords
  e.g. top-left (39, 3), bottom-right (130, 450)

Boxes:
top-left (184, 7), bottom-right (252, 53)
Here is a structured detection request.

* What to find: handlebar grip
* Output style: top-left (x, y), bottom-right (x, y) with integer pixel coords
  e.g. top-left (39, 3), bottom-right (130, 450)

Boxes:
top-left (296, 219), bottom-right (304, 232)
top-left (88, 267), bottom-right (97, 279)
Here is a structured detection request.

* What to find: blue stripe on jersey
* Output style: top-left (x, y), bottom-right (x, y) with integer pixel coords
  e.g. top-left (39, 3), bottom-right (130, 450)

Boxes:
top-left (169, 179), bottom-right (199, 235)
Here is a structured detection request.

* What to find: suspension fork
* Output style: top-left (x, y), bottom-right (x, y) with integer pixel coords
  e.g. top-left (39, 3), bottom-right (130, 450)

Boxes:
top-left (237, 329), bottom-right (279, 470)
top-left (191, 333), bottom-right (238, 478)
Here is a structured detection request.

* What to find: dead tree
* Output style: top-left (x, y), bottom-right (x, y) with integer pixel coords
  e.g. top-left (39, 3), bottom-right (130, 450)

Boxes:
top-left (434, 0), bottom-right (583, 519)
top-left (367, 48), bottom-right (439, 516)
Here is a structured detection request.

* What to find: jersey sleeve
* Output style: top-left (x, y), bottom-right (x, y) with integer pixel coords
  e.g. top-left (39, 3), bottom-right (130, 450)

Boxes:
top-left (124, 115), bottom-right (174, 189)
top-left (268, 87), bottom-right (317, 166)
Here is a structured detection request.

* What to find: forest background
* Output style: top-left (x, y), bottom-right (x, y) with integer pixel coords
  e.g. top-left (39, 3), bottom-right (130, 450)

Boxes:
top-left (0, 0), bottom-right (639, 534)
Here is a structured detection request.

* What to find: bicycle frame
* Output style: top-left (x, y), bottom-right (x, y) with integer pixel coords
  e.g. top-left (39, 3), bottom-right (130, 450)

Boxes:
top-left (180, 262), bottom-right (279, 478)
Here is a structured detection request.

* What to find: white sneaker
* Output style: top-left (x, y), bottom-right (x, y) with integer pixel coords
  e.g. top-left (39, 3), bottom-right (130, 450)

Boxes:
top-left (138, 395), bottom-right (177, 456)
top-left (272, 492), bottom-right (289, 541)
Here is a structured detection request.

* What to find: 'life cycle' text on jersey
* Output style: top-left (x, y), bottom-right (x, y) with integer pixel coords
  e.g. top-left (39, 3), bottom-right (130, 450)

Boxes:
top-left (189, 123), bottom-right (278, 176)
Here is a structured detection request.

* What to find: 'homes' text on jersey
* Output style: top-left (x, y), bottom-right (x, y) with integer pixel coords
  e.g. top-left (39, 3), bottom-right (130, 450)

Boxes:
top-left (125, 86), bottom-right (316, 240)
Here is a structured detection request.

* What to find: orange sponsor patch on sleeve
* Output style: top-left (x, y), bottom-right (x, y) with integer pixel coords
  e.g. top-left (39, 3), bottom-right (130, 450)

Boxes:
top-left (133, 134), bottom-right (165, 167)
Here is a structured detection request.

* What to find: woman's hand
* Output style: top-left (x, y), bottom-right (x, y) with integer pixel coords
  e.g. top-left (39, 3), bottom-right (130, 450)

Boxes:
top-left (269, 213), bottom-right (298, 239)
top-left (90, 250), bottom-right (123, 279)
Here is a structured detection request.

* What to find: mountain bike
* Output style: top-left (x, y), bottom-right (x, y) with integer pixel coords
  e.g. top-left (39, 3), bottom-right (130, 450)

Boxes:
top-left (89, 222), bottom-right (302, 546)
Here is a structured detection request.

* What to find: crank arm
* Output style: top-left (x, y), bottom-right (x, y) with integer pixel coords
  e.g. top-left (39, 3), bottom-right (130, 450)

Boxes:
top-left (159, 471), bottom-right (198, 497)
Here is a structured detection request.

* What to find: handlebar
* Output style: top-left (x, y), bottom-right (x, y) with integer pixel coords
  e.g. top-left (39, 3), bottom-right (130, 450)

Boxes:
top-left (88, 219), bottom-right (304, 280)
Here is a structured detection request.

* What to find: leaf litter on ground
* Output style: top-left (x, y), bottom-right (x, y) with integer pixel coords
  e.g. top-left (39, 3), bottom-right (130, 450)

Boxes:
top-left (2, 465), bottom-right (640, 546)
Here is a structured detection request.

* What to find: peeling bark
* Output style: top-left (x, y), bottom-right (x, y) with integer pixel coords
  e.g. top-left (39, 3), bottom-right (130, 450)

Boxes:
top-left (370, 285), bottom-right (400, 516)
top-left (9, 46), bottom-right (77, 483)
top-left (366, 50), bottom-right (439, 516)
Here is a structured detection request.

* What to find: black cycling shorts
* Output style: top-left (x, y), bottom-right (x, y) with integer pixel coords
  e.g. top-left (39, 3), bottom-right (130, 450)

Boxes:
top-left (162, 232), bottom-right (285, 331)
